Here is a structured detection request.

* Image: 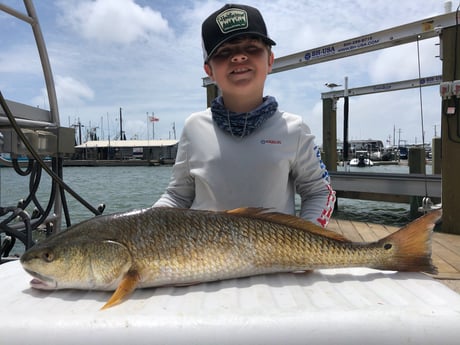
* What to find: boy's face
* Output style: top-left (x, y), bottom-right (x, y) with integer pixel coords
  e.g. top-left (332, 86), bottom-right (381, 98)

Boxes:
top-left (204, 36), bottom-right (274, 98)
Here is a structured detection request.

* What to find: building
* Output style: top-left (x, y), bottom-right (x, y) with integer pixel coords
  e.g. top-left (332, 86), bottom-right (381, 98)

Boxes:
top-left (73, 139), bottom-right (178, 164)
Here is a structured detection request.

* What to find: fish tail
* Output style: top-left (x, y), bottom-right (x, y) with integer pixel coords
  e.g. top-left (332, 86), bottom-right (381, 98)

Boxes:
top-left (375, 209), bottom-right (441, 274)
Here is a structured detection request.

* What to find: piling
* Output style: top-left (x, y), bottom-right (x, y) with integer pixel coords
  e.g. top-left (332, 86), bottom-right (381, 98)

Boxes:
top-left (432, 137), bottom-right (441, 175)
top-left (440, 25), bottom-right (460, 234)
top-left (322, 97), bottom-right (337, 172)
top-left (205, 84), bottom-right (219, 107)
top-left (408, 147), bottom-right (426, 218)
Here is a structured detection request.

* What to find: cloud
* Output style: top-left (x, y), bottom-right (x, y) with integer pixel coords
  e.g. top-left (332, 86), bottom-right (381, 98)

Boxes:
top-left (368, 38), bottom-right (442, 83)
top-left (59, 0), bottom-right (171, 44)
top-left (52, 75), bottom-right (95, 107)
top-left (0, 44), bottom-right (41, 74)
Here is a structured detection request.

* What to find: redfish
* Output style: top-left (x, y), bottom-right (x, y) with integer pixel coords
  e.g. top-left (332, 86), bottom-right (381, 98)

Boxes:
top-left (20, 207), bottom-right (441, 309)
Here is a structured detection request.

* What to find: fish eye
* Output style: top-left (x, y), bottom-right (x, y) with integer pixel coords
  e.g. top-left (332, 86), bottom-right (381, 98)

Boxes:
top-left (383, 243), bottom-right (392, 250)
top-left (42, 251), bottom-right (54, 262)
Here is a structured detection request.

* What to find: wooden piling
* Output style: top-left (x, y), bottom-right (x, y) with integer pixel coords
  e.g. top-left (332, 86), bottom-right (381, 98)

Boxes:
top-left (440, 25), bottom-right (460, 234)
top-left (432, 137), bottom-right (441, 175)
top-left (408, 147), bottom-right (426, 218)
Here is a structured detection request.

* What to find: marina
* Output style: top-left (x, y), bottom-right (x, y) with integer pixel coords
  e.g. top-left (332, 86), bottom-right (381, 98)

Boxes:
top-left (1, 1), bottom-right (460, 343)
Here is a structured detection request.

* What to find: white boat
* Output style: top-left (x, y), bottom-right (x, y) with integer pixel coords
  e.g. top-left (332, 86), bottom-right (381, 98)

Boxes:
top-left (0, 153), bottom-right (52, 167)
top-left (348, 156), bottom-right (374, 167)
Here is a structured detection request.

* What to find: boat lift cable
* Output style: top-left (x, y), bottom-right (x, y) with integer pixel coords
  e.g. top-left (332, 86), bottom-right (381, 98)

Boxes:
top-left (442, 4), bottom-right (460, 144)
top-left (0, 91), bottom-right (103, 219)
top-left (415, 36), bottom-right (437, 213)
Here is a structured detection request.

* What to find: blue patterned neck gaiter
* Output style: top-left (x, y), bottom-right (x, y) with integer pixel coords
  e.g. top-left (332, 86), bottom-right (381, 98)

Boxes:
top-left (211, 96), bottom-right (278, 138)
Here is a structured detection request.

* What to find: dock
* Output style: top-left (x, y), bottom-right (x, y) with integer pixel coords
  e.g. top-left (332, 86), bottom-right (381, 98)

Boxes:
top-left (328, 217), bottom-right (460, 293)
top-left (330, 171), bottom-right (442, 203)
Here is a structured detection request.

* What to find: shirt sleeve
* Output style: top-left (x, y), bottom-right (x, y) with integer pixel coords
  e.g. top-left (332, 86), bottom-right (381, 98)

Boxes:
top-left (152, 129), bottom-right (195, 209)
top-left (291, 122), bottom-right (336, 228)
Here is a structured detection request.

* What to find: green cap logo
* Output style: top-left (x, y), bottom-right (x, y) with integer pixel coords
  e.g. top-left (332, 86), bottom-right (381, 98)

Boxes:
top-left (216, 8), bottom-right (248, 34)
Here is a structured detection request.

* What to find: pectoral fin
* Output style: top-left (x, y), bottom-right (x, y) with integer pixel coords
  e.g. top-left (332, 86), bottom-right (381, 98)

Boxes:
top-left (101, 270), bottom-right (140, 310)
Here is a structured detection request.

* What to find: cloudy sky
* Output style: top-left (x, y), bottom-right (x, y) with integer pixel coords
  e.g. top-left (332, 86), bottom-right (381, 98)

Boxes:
top-left (0, 0), bottom-right (454, 145)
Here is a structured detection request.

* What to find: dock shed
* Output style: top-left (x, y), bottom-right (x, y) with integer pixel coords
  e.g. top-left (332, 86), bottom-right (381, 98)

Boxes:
top-left (73, 139), bottom-right (178, 163)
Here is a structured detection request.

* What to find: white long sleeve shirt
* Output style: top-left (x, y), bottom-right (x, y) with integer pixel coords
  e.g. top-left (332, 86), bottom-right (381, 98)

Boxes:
top-left (153, 108), bottom-right (335, 227)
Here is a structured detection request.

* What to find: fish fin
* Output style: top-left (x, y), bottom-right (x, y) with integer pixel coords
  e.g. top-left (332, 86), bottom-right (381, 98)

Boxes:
top-left (375, 209), bottom-right (442, 274)
top-left (226, 207), bottom-right (351, 242)
top-left (225, 207), bottom-right (269, 215)
top-left (101, 270), bottom-right (140, 310)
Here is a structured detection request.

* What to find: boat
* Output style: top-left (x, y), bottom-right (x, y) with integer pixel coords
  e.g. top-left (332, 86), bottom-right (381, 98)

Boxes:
top-left (0, 153), bottom-right (51, 167)
top-left (337, 139), bottom-right (399, 165)
top-left (348, 154), bottom-right (374, 167)
top-left (349, 139), bottom-right (384, 160)
top-left (0, 153), bottom-right (27, 167)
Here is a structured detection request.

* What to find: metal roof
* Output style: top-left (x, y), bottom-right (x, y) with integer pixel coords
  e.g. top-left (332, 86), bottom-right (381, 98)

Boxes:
top-left (75, 139), bottom-right (178, 149)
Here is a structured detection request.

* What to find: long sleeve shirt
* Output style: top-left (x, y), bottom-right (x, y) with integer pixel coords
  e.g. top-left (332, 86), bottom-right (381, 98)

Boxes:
top-left (153, 108), bottom-right (335, 227)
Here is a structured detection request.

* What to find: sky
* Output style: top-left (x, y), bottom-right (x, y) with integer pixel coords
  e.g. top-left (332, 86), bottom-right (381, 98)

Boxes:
top-left (0, 0), bottom-right (456, 146)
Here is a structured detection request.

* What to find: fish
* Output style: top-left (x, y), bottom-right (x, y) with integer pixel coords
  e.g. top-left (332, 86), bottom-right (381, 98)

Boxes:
top-left (20, 207), bottom-right (441, 310)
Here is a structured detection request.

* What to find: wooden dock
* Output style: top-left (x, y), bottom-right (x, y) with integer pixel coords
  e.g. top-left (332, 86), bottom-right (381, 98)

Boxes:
top-left (328, 217), bottom-right (460, 293)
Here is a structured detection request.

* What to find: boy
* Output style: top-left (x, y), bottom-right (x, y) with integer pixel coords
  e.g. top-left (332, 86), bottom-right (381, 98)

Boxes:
top-left (154, 4), bottom-right (335, 227)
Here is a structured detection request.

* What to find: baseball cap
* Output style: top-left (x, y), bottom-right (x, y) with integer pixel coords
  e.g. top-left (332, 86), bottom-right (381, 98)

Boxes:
top-left (201, 4), bottom-right (276, 62)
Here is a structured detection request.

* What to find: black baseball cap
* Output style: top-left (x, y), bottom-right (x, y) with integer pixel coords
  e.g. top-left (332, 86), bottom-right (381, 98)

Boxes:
top-left (201, 4), bottom-right (276, 62)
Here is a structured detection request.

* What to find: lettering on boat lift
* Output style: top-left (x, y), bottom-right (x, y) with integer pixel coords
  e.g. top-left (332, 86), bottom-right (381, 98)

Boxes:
top-left (337, 36), bottom-right (380, 53)
top-left (304, 46), bottom-right (335, 61)
top-left (304, 36), bottom-right (380, 61)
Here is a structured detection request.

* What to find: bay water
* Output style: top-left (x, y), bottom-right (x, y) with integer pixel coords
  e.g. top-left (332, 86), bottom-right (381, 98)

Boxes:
top-left (1, 163), bottom-right (432, 256)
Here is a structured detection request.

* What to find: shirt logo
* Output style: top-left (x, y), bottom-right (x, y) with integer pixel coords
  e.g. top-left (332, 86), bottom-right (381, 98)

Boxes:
top-left (260, 139), bottom-right (282, 145)
top-left (216, 9), bottom-right (248, 34)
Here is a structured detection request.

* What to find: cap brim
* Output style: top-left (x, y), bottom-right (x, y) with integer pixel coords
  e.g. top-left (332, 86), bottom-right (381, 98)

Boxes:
top-left (205, 32), bottom-right (276, 62)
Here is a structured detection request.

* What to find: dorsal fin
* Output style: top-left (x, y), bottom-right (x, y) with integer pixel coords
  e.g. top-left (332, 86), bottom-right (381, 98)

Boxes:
top-left (225, 207), bottom-right (351, 242)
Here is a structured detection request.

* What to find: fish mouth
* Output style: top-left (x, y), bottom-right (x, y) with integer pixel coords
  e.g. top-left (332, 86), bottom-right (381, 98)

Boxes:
top-left (24, 268), bottom-right (57, 290)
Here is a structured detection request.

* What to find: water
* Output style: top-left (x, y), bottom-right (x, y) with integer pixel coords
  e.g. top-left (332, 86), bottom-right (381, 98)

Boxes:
top-left (1, 163), bottom-right (433, 256)
top-left (0, 165), bottom-right (172, 221)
